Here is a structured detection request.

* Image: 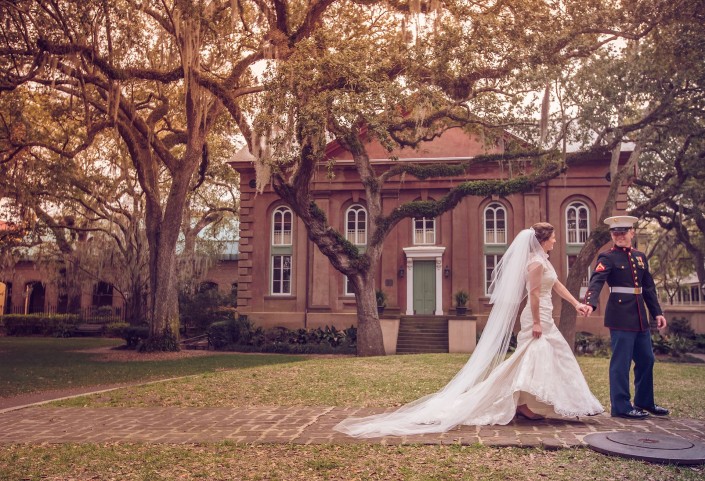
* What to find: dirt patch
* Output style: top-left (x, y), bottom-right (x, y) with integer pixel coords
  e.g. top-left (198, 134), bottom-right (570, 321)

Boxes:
top-left (72, 346), bottom-right (223, 362)
top-left (74, 346), bottom-right (354, 362)
top-left (655, 353), bottom-right (705, 364)
top-left (0, 383), bottom-right (141, 410)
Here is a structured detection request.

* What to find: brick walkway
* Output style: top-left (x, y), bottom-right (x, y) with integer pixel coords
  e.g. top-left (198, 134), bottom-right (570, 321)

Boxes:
top-left (1, 405), bottom-right (704, 448)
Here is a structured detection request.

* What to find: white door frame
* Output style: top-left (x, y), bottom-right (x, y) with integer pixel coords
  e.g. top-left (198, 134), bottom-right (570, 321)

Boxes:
top-left (402, 246), bottom-right (446, 315)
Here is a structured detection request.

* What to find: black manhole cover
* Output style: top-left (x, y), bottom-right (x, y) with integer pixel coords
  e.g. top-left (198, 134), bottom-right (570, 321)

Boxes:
top-left (585, 432), bottom-right (705, 465)
top-left (605, 432), bottom-right (695, 450)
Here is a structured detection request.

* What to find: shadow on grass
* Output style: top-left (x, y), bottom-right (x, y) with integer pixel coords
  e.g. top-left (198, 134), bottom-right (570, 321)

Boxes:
top-left (0, 337), bottom-right (308, 398)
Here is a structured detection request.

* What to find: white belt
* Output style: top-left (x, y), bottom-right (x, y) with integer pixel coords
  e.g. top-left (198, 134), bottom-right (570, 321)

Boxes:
top-left (610, 287), bottom-right (642, 295)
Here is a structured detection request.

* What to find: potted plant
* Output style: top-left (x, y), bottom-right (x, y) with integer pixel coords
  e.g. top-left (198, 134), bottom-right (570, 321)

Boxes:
top-left (376, 289), bottom-right (388, 316)
top-left (454, 290), bottom-right (469, 316)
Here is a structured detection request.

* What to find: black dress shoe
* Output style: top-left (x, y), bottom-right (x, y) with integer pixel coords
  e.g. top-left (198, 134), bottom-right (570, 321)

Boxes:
top-left (636, 405), bottom-right (670, 416)
top-left (613, 408), bottom-right (649, 419)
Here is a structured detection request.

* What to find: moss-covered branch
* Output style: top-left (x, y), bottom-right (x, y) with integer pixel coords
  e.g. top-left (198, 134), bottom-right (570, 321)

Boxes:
top-left (379, 150), bottom-right (546, 182)
top-left (372, 153), bottom-right (566, 246)
top-left (272, 180), bottom-right (369, 275)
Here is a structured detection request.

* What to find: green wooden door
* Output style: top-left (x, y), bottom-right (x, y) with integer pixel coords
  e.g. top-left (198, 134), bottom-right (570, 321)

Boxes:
top-left (413, 260), bottom-right (436, 315)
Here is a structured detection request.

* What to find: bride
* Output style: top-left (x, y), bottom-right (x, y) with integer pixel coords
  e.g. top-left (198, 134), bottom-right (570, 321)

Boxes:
top-left (335, 223), bottom-right (604, 437)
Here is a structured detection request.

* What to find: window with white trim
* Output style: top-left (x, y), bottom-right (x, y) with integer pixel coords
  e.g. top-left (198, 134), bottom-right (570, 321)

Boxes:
top-left (567, 255), bottom-right (591, 298)
top-left (271, 255), bottom-right (292, 295)
top-left (271, 206), bottom-right (294, 295)
top-left (344, 276), bottom-right (355, 296)
top-left (413, 217), bottom-right (436, 245)
top-left (342, 205), bottom-right (367, 296)
top-left (485, 254), bottom-right (503, 295)
top-left (345, 205), bottom-right (367, 246)
top-left (484, 202), bottom-right (507, 244)
top-left (566, 201), bottom-right (590, 244)
top-left (272, 206), bottom-right (293, 245)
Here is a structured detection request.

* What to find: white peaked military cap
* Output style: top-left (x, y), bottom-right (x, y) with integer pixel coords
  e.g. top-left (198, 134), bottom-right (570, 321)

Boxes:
top-left (604, 215), bottom-right (638, 232)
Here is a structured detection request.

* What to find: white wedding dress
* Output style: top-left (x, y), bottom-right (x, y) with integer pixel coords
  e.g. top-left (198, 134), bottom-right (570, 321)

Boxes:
top-left (452, 254), bottom-right (604, 425)
top-left (335, 245), bottom-right (603, 438)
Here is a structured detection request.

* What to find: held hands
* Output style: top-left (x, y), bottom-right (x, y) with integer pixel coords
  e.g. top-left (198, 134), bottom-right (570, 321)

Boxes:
top-left (574, 303), bottom-right (592, 317)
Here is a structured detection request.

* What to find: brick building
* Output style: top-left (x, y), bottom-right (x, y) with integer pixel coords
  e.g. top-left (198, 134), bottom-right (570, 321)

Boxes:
top-left (230, 127), bottom-right (627, 336)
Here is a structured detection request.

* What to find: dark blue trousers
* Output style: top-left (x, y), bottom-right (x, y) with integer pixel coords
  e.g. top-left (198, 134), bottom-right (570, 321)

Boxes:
top-left (609, 329), bottom-right (656, 415)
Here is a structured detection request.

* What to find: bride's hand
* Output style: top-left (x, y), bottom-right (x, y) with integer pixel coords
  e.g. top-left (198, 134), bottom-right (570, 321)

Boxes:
top-left (575, 303), bottom-right (590, 317)
top-left (532, 323), bottom-right (542, 339)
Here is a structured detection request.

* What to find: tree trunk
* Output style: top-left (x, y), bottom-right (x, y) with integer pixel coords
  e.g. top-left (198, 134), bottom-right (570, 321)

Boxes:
top-left (124, 279), bottom-right (146, 324)
top-left (143, 169), bottom-right (197, 350)
top-left (354, 278), bottom-right (386, 356)
top-left (679, 216), bottom-right (705, 298)
top-left (558, 143), bottom-right (641, 349)
top-left (559, 228), bottom-right (611, 348)
top-left (138, 7), bottom-right (210, 350)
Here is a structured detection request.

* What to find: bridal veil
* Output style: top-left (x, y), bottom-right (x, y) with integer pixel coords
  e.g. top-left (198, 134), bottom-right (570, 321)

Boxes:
top-left (334, 228), bottom-right (546, 437)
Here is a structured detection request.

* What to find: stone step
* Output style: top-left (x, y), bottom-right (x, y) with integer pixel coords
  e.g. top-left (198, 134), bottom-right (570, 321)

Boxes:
top-left (399, 324), bottom-right (448, 330)
top-left (397, 337), bottom-right (447, 344)
top-left (398, 322), bottom-right (447, 328)
top-left (396, 316), bottom-right (449, 353)
top-left (399, 329), bottom-right (448, 336)
top-left (396, 344), bottom-right (448, 351)
top-left (399, 318), bottom-right (448, 324)
top-left (397, 346), bottom-right (448, 354)
top-left (397, 336), bottom-right (448, 343)
top-left (399, 327), bottom-right (448, 332)
top-left (399, 332), bottom-right (447, 337)
top-left (398, 326), bottom-right (447, 331)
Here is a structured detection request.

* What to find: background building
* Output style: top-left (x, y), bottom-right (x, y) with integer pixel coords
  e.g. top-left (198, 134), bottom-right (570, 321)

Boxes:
top-left (231, 127), bottom-right (629, 336)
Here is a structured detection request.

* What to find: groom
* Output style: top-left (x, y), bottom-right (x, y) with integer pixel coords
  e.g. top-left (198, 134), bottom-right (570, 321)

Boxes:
top-left (583, 215), bottom-right (669, 420)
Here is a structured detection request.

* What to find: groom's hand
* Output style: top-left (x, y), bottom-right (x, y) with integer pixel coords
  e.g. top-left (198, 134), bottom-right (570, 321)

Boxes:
top-left (574, 303), bottom-right (591, 317)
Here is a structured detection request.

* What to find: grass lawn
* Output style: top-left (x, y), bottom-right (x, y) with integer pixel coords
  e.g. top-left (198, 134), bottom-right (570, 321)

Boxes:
top-left (0, 337), bottom-right (305, 397)
top-left (2, 443), bottom-right (705, 481)
top-left (1, 337), bottom-right (704, 480)
top-left (46, 348), bottom-right (705, 420)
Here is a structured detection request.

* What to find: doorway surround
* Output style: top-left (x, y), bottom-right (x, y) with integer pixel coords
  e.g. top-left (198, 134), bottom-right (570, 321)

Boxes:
top-left (402, 246), bottom-right (446, 316)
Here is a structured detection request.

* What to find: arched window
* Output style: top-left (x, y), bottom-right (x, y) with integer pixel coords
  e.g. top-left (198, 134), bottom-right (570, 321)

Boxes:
top-left (271, 206), bottom-right (294, 295)
top-left (566, 201), bottom-right (590, 244)
top-left (566, 201), bottom-right (591, 296)
top-left (483, 202), bottom-right (508, 295)
top-left (342, 204), bottom-right (368, 296)
top-left (345, 205), bottom-right (367, 246)
top-left (413, 217), bottom-right (436, 245)
top-left (484, 202), bottom-right (507, 244)
top-left (272, 206), bottom-right (293, 246)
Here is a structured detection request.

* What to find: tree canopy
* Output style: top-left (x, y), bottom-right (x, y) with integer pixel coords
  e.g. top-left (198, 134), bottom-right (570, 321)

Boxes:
top-left (1, 0), bottom-right (703, 353)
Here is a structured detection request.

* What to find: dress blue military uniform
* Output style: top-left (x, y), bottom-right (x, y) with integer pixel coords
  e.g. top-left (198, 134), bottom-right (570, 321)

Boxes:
top-left (584, 217), bottom-right (666, 418)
